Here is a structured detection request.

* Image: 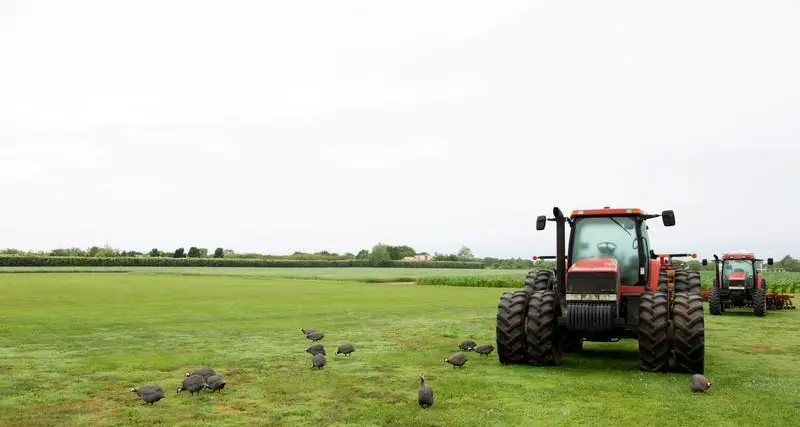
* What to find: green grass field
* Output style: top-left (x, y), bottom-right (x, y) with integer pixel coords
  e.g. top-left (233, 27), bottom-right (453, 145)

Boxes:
top-left (1, 269), bottom-right (799, 426)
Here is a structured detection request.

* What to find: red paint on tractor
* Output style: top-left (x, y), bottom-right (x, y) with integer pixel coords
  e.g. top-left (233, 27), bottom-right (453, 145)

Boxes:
top-left (648, 259), bottom-right (661, 291)
top-left (620, 285), bottom-right (645, 295)
top-left (569, 258), bottom-right (618, 273)
top-left (728, 272), bottom-right (746, 281)
top-left (722, 253), bottom-right (755, 260)
top-left (570, 208), bottom-right (645, 217)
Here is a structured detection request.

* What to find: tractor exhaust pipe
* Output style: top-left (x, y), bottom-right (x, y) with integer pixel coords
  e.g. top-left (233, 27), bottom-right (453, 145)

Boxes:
top-left (553, 207), bottom-right (567, 295)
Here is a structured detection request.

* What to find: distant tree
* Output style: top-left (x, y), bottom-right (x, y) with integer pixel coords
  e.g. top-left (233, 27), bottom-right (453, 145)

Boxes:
top-left (213, 247), bottom-right (224, 258)
top-left (198, 248), bottom-right (208, 257)
top-left (148, 248), bottom-right (161, 257)
top-left (355, 249), bottom-right (370, 259)
top-left (686, 260), bottom-right (703, 270)
top-left (369, 243), bottom-right (391, 265)
top-left (433, 252), bottom-right (459, 262)
top-left (777, 255), bottom-right (800, 272)
top-left (343, 252), bottom-right (355, 258)
top-left (187, 247), bottom-right (201, 258)
top-left (172, 247), bottom-right (186, 258)
top-left (387, 245), bottom-right (416, 260)
top-left (457, 246), bottom-right (474, 260)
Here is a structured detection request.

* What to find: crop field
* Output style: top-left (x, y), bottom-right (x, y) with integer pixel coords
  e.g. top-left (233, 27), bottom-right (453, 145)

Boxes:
top-left (1, 269), bottom-right (799, 426)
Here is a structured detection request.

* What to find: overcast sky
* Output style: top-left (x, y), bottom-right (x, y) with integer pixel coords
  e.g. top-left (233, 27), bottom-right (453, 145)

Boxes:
top-left (1, 1), bottom-right (799, 259)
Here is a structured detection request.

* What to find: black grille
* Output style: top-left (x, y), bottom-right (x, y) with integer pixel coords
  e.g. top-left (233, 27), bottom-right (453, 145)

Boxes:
top-left (567, 302), bottom-right (616, 332)
top-left (566, 271), bottom-right (617, 294)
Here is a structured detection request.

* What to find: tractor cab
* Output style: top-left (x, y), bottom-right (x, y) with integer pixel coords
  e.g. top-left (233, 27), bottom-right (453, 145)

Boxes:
top-left (721, 254), bottom-right (756, 287)
top-left (535, 207), bottom-right (673, 298)
top-left (569, 210), bottom-right (651, 287)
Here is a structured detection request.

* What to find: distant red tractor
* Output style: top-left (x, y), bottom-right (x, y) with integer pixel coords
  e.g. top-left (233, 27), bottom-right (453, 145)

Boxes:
top-left (496, 207), bottom-right (705, 374)
top-left (701, 252), bottom-right (774, 316)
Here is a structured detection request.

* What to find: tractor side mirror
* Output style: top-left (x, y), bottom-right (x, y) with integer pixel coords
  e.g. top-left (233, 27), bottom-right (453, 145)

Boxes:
top-left (661, 210), bottom-right (675, 227)
top-left (536, 215), bottom-right (547, 231)
top-left (767, 257), bottom-right (774, 265)
top-left (701, 259), bottom-right (708, 266)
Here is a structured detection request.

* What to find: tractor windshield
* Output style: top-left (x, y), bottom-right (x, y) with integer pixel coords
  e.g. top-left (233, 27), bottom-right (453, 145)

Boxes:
top-left (722, 259), bottom-right (754, 281)
top-left (571, 216), bottom-right (641, 285)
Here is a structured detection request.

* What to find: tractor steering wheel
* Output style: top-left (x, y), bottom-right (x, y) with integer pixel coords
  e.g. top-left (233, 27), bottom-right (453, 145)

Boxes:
top-left (597, 241), bottom-right (617, 255)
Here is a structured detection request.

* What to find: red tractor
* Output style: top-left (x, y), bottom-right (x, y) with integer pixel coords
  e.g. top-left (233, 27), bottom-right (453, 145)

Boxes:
top-left (701, 252), bottom-right (774, 316)
top-left (496, 207), bottom-right (705, 374)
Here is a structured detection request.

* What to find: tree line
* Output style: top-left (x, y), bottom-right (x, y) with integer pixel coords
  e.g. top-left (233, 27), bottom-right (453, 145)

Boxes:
top-left (2, 245), bottom-right (796, 272)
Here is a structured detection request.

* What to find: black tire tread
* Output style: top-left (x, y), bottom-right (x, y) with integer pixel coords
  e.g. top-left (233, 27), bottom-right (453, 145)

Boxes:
top-left (753, 287), bottom-right (766, 317)
top-left (708, 285), bottom-right (722, 315)
top-left (638, 291), bottom-right (671, 372)
top-left (496, 291), bottom-right (529, 364)
top-left (524, 270), bottom-right (554, 294)
top-left (672, 293), bottom-right (705, 374)
top-left (524, 290), bottom-right (559, 365)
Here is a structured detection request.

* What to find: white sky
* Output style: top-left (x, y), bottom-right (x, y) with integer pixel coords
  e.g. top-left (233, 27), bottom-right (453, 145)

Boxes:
top-left (1, 1), bottom-right (799, 259)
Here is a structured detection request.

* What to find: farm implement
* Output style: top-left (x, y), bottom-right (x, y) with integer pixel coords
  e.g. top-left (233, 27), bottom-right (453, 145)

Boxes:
top-left (496, 207), bottom-right (705, 374)
top-left (701, 252), bottom-right (794, 315)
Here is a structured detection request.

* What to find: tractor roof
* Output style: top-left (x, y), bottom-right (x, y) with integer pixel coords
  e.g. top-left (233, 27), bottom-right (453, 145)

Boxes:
top-left (570, 208), bottom-right (646, 217)
top-left (722, 252), bottom-right (756, 260)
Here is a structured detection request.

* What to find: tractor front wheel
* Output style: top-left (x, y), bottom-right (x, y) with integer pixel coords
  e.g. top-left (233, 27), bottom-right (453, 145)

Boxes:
top-left (708, 285), bottom-right (722, 315)
top-left (524, 290), bottom-right (560, 365)
top-left (753, 287), bottom-right (767, 317)
top-left (496, 291), bottom-right (529, 364)
top-left (638, 291), bottom-right (670, 372)
top-left (672, 293), bottom-right (705, 374)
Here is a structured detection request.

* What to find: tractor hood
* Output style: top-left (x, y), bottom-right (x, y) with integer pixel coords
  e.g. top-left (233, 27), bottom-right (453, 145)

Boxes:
top-left (569, 258), bottom-right (619, 273)
top-left (728, 272), bottom-right (746, 281)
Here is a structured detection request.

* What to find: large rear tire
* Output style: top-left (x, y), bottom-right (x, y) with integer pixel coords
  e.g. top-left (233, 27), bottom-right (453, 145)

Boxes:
top-left (708, 285), bottom-right (722, 315)
top-left (524, 270), bottom-right (554, 294)
top-left (686, 270), bottom-right (702, 294)
top-left (524, 290), bottom-right (560, 365)
top-left (675, 270), bottom-right (701, 294)
top-left (672, 293), bottom-right (705, 374)
top-left (638, 291), bottom-right (671, 372)
top-left (496, 291), bottom-right (529, 364)
top-left (753, 287), bottom-right (767, 317)
top-left (657, 271), bottom-right (668, 293)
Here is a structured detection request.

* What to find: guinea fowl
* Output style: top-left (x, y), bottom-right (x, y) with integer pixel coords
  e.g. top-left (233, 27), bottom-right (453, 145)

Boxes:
top-left (458, 340), bottom-right (477, 351)
top-left (130, 385), bottom-right (165, 404)
top-left (336, 343), bottom-right (356, 356)
top-left (444, 352), bottom-right (467, 368)
top-left (417, 375), bottom-right (433, 408)
top-left (206, 374), bottom-right (226, 393)
top-left (312, 353), bottom-right (327, 369)
top-left (691, 374), bottom-right (712, 392)
top-left (301, 328), bottom-right (315, 336)
top-left (306, 343), bottom-right (326, 356)
top-left (177, 374), bottom-right (208, 395)
top-left (472, 344), bottom-right (495, 356)
top-left (185, 367), bottom-right (215, 380)
top-left (306, 331), bottom-right (325, 342)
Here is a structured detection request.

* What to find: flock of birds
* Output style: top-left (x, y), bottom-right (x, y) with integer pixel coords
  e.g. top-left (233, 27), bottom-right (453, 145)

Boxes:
top-left (129, 328), bottom-right (712, 408)
top-left (130, 367), bottom-right (227, 404)
top-left (297, 330), bottom-right (498, 408)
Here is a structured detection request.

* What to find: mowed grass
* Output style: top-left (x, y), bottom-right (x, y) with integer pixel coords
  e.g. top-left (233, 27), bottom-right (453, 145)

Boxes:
top-left (1, 273), bottom-right (799, 427)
